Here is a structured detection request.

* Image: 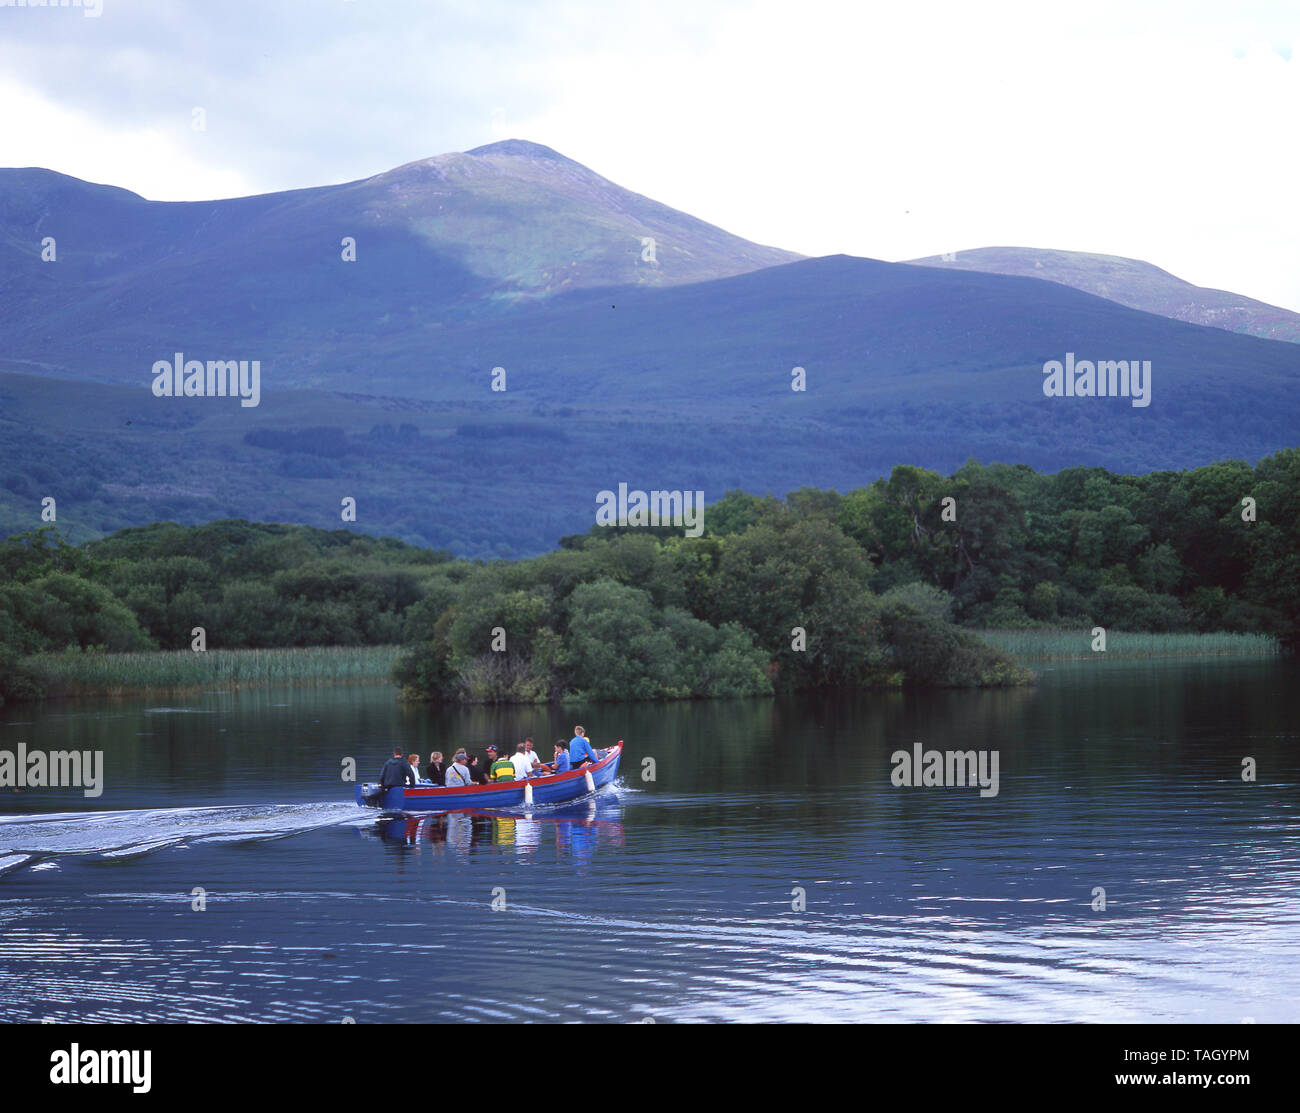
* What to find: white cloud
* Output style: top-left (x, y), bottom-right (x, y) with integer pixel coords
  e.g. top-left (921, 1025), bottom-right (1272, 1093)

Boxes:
top-left (530, 1), bottom-right (1300, 311)
top-left (0, 74), bottom-right (253, 198)
top-left (1, 0), bottom-right (1296, 310)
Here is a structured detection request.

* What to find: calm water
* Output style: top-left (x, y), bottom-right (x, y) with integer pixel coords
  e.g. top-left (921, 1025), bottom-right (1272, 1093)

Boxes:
top-left (2, 656), bottom-right (1298, 1023)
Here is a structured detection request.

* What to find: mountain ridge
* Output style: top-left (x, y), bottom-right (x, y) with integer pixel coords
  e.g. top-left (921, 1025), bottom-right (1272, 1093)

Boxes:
top-left (0, 139), bottom-right (801, 318)
top-left (2, 144), bottom-right (1298, 556)
top-left (906, 246), bottom-right (1300, 344)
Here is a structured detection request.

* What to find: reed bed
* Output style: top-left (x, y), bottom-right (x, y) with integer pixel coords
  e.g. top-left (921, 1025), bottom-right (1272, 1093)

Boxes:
top-left (975, 628), bottom-right (1279, 661)
top-left (29, 645), bottom-right (402, 696)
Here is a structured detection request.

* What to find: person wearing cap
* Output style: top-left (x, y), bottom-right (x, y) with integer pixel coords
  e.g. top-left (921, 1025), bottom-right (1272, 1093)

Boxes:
top-left (444, 750), bottom-right (473, 788)
top-left (479, 744), bottom-right (501, 784)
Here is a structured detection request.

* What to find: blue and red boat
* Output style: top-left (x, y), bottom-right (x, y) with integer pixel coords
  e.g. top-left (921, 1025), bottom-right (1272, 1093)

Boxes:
top-left (355, 741), bottom-right (623, 812)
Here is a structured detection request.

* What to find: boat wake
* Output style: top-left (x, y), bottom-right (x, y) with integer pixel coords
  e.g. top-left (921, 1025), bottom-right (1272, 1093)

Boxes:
top-left (0, 802), bottom-right (367, 871)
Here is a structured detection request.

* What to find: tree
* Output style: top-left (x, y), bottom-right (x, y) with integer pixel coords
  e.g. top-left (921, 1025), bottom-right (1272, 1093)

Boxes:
top-left (21, 573), bottom-right (153, 652)
top-left (1245, 448), bottom-right (1300, 644)
top-left (707, 514), bottom-right (884, 688)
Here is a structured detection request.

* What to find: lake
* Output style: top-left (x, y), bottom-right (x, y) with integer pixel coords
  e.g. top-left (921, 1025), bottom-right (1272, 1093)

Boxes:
top-left (2, 656), bottom-right (1298, 1023)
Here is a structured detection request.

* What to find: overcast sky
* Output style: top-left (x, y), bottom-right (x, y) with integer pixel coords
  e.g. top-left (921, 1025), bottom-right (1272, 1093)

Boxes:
top-left (3, 0), bottom-right (1297, 310)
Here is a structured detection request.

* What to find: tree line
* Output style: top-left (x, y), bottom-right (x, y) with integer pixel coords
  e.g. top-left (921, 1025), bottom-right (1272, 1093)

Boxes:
top-left (1, 450), bottom-right (1296, 703)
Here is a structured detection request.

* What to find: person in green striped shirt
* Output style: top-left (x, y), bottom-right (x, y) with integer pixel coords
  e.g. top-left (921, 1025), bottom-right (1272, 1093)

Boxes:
top-left (489, 752), bottom-right (517, 782)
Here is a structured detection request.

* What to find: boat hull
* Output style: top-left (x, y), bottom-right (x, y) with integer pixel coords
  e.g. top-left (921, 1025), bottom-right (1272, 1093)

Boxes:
top-left (355, 741), bottom-right (623, 812)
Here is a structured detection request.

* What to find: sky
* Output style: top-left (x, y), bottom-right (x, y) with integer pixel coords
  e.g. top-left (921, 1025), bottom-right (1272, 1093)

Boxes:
top-left (2, 0), bottom-right (1297, 311)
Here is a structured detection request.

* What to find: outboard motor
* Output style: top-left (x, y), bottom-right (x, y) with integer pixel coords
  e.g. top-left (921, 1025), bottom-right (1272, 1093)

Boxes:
top-left (359, 783), bottom-right (387, 807)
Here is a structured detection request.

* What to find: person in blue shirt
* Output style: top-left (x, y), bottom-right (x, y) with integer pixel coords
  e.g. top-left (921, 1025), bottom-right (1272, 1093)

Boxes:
top-left (568, 725), bottom-right (600, 767)
top-left (551, 740), bottom-right (572, 773)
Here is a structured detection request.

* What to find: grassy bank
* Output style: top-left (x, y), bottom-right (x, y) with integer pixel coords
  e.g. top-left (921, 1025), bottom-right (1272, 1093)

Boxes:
top-left (975, 628), bottom-right (1280, 662)
top-left (26, 645), bottom-right (402, 698)
top-left (10, 631), bottom-right (1279, 701)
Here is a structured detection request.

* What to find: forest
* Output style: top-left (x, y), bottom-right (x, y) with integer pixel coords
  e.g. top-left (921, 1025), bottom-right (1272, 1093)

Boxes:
top-left (1, 451), bottom-right (1296, 703)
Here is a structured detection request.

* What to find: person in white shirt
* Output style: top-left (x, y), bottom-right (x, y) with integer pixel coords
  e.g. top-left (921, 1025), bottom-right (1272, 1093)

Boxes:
top-left (407, 753), bottom-right (429, 784)
top-left (521, 737), bottom-right (545, 775)
top-left (509, 743), bottom-right (534, 780)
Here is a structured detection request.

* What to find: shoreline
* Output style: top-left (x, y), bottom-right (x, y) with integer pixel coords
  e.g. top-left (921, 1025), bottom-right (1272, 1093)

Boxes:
top-left (4, 631), bottom-right (1283, 703)
top-left (13, 645), bottom-right (403, 702)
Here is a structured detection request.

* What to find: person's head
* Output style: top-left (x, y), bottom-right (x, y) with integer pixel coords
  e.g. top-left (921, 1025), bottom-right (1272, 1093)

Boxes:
top-left (523, 737), bottom-right (535, 752)
top-left (393, 746), bottom-right (404, 758)
top-left (515, 743), bottom-right (526, 754)
top-left (555, 740), bottom-right (567, 755)
top-left (431, 751), bottom-right (443, 763)
top-left (486, 745), bottom-right (499, 759)
top-left (408, 753), bottom-right (419, 765)
top-left (467, 755), bottom-right (478, 767)
top-left (454, 750), bottom-right (468, 765)
top-left (573, 725), bottom-right (585, 737)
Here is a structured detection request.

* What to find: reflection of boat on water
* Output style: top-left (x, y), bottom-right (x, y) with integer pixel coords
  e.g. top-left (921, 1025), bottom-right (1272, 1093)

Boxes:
top-left (363, 798), bottom-right (625, 862)
top-left (355, 742), bottom-right (623, 812)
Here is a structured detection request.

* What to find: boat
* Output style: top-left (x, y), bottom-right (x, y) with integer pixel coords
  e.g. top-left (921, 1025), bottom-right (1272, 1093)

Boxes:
top-left (354, 740), bottom-right (624, 812)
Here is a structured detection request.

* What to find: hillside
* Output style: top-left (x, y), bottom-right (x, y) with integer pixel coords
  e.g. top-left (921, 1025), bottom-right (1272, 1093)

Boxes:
top-left (0, 139), bottom-right (800, 385)
top-left (2, 146), bottom-right (1298, 557)
top-left (906, 247), bottom-right (1300, 344)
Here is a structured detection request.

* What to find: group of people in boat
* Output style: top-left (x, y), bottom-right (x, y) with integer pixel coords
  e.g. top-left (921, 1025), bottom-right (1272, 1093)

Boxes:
top-left (377, 726), bottom-right (606, 791)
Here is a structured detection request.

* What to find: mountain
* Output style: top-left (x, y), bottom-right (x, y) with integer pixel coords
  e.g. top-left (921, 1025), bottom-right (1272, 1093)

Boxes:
top-left (2, 145), bottom-right (1299, 557)
top-left (0, 139), bottom-right (800, 385)
top-left (906, 246), bottom-right (1300, 344)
